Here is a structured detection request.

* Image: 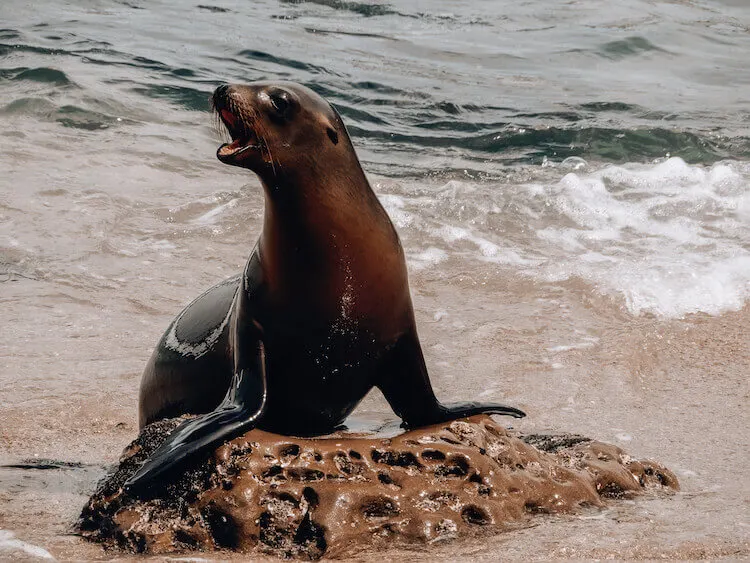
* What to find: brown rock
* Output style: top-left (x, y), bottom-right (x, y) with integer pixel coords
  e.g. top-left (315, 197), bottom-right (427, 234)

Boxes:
top-left (78, 415), bottom-right (678, 559)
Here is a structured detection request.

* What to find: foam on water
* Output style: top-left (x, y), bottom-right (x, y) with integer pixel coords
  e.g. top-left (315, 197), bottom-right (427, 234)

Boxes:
top-left (533, 158), bottom-right (750, 317)
top-left (192, 198), bottom-right (240, 225)
top-left (379, 194), bottom-right (415, 229)
top-left (392, 158), bottom-right (750, 318)
top-left (0, 530), bottom-right (54, 560)
top-left (407, 246), bottom-right (449, 270)
top-left (433, 225), bottom-right (537, 266)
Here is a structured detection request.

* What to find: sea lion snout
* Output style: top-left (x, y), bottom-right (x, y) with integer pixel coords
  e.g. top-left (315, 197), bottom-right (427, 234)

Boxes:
top-left (212, 82), bottom-right (346, 174)
top-left (212, 83), bottom-right (230, 104)
top-left (212, 83), bottom-right (301, 128)
top-left (213, 84), bottom-right (264, 166)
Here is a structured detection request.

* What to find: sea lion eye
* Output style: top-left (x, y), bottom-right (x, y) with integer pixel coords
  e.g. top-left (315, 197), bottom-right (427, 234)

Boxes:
top-left (269, 91), bottom-right (292, 116)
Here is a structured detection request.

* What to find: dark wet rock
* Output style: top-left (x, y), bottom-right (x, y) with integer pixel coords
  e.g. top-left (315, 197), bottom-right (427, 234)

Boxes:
top-left (78, 415), bottom-right (678, 559)
top-left (521, 433), bottom-right (591, 453)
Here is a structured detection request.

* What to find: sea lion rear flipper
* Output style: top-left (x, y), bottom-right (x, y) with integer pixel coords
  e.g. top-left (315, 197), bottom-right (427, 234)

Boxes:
top-left (123, 337), bottom-right (267, 497)
top-left (377, 330), bottom-right (525, 428)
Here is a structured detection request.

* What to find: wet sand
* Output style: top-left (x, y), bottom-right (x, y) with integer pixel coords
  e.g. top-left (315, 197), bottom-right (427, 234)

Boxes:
top-left (1, 247), bottom-right (748, 559)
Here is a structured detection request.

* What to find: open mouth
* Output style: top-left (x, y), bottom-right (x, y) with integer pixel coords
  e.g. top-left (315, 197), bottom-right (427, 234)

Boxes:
top-left (216, 106), bottom-right (259, 161)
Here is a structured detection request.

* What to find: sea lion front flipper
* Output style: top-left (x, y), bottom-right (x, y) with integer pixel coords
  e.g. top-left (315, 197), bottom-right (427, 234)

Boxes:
top-left (377, 329), bottom-right (525, 428)
top-left (123, 336), bottom-right (267, 497)
top-left (125, 248), bottom-right (266, 497)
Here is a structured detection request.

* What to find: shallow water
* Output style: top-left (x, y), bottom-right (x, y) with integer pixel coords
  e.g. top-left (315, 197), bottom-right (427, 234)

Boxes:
top-left (1, 0), bottom-right (748, 560)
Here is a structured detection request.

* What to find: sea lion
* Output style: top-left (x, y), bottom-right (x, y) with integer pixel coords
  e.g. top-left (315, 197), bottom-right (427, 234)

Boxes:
top-left (124, 82), bottom-right (525, 495)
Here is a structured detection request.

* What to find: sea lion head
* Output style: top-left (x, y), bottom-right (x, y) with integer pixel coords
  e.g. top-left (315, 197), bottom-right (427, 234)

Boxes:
top-left (212, 82), bottom-right (349, 182)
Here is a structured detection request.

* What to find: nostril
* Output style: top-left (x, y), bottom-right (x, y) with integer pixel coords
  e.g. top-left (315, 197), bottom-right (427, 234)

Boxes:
top-left (212, 84), bottom-right (231, 108)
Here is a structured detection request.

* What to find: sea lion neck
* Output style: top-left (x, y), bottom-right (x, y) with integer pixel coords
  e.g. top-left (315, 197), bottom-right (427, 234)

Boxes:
top-left (258, 171), bottom-right (395, 272)
top-left (256, 166), bottom-right (407, 326)
top-left (257, 139), bottom-right (393, 253)
top-left (256, 130), bottom-right (372, 203)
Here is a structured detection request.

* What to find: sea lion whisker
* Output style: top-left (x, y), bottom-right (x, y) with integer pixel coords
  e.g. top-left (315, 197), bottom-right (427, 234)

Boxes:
top-left (236, 102), bottom-right (279, 174)
top-left (213, 112), bottom-right (231, 145)
top-left (256, 123), bottom-right (278, 176)
top-left (238, 104), bottom-right (263, 148)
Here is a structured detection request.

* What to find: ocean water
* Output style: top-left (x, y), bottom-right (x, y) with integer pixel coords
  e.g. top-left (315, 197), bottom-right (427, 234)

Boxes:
top-left (1, 0), bottom-right (748, 560)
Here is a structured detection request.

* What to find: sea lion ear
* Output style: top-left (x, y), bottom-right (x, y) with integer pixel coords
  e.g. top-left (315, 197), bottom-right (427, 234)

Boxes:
top-left (319, 111), bottom-right (340, 145)
top-left (324, 104), bottom-right (345, 145)
top-left (327, 127), bottom-right (339, 145)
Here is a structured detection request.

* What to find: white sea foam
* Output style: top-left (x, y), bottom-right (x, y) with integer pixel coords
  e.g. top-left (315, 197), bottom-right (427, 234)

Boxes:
top-left (408, 246), bottom-right (448, 270)
top-left (192, 198), bottom-right (239, 225)
top-left (532, 158), bottom-right (750, 317)
top-left (379, 193), bottom-right (415, 229)
top-left (393, 158), bottom-right (750, 318)
top-left (432, 225), bottom-right (537, 266)
top-left (0, 530), bottom-right (54, 560)
top-left (547, 337), bottom-right (599, 353)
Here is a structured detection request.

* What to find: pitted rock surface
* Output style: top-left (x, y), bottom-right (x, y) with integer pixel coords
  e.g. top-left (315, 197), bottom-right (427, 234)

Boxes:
top-left (78, 415), bottom-right (678, 559)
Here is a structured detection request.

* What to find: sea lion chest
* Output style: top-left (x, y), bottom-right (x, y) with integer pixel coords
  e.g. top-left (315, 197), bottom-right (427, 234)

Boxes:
top-left (250, 225), bottom-right (411, 429)
top-left (260, 248), bottom-right (409, 373)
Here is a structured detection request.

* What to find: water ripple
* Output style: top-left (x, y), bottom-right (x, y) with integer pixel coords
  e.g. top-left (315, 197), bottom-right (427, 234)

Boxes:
top-left (1, 0), bottom-right (748, 172)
